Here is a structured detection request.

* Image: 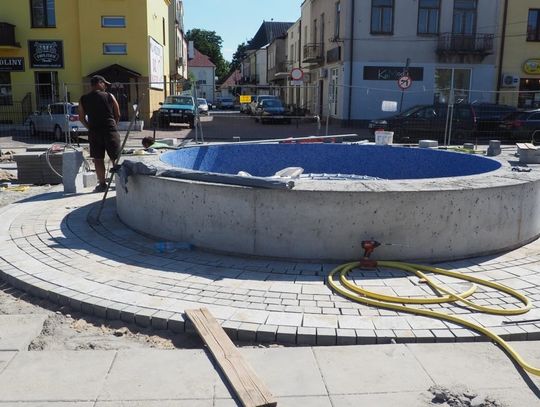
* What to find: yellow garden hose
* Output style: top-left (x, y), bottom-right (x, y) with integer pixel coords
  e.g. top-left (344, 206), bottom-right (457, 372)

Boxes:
top-left (327, 261), bottom-right (540, 376)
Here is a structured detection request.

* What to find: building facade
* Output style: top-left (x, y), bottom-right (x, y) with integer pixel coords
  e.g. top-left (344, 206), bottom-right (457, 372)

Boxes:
top-left (294, 0), bottom-right (503, 124)
top-left (0, 0), bottom-right (181, 125)
top-left (498, 1), bottom-right (540, 108)
top-left (188, 49), bottom-right (216, 104)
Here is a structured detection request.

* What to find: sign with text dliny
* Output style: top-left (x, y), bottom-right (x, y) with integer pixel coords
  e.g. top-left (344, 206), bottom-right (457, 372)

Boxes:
top-left (29, 40), bottom-right (64, 69)
top-left (0, 57), bottom-right (25, 72)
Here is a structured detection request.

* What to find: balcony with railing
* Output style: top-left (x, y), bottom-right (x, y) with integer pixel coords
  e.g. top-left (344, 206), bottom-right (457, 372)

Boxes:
top-left (269, 60), bottom-right (293, 80)
top-left (436, 33), bottom-right (493, 59)
top-left (0, 23), bottom-right (20, 48)
top-left (303, 43), bottom-right (324, 64)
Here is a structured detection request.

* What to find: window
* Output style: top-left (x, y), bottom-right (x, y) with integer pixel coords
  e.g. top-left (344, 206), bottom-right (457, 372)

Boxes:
top-left (31, 0), bottom-right (56, 28)
top-left (334, 2), bottom-right (341, 39)
top-left (434, 68), bottom-right (471, 103)
top-left (0, 73), bottom-right (13, 106)
top-left (527, 9), bottom-right (540, 41)
top-left (452, 0), bottom-right (477, 35)
top-left (103, 43), bottom-right (127, 55)
top-left (418, 0), bottom-right (440, 35)
top-left (101, 16), bottom-right (126, 28)
top-left (371, 0), bottom-right (394, 34)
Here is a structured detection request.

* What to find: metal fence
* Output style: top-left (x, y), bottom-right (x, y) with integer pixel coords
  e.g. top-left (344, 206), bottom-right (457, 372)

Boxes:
top-left (1, 81), bottom-right (539, 150)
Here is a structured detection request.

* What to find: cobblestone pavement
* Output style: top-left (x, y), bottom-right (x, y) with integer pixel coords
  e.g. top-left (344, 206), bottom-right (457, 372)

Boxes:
top-left (0, 187), bottom-right (539, 345)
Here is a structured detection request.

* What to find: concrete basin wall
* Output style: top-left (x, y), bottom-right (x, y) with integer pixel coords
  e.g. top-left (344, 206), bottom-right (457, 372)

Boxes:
top-left (116, 166), bottom-right (540, 261)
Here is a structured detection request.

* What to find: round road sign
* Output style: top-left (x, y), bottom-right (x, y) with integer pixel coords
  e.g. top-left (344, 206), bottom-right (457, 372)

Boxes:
top-left (398, 75), bottom-right (412, 90)
top-left (291, 68), bottom-right (304, 81)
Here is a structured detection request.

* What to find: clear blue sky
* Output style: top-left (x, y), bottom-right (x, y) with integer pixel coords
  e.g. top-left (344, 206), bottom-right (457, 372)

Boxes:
top-left (183, 0), bottom-right (303, 61)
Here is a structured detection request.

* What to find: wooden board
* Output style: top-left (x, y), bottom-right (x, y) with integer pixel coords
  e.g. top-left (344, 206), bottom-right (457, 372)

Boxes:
top-left (186, 308), bottom-right (277, 407)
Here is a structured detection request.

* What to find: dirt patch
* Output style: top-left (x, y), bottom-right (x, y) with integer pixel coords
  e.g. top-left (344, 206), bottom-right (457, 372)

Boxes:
top-left (0, 184), bottom-right (206, 351)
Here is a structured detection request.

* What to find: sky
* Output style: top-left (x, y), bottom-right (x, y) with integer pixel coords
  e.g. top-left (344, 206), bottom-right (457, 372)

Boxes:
top-left (183, 0), bottom-right (303, 61)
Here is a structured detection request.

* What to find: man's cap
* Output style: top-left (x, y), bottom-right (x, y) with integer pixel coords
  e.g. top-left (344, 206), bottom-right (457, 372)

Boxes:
top-left (90, 75), bottom-right (111, 86)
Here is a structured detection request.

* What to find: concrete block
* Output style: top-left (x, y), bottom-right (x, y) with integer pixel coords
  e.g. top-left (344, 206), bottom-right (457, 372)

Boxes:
top-left (256, 324), bottom-right (278, 343)
top-left (296, 326), bottom-right (317, 346)
top-left (316, 328), bottom-right (337, 346)
top-left (237, 323), bottom-right (258, 342)
top-left (276, 326), bottom-right (297, 344)
top-left (419, 139), bottom-right (438, 148)
top-left (168, 314), bottom-right (185, 333)
top-left (336, 328), bottom-right (357, 345)
top-left (62, 150), bottom-right (84, 194)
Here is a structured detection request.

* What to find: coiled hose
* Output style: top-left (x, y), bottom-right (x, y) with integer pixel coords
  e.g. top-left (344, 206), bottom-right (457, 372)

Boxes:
top-left (327, 261), bottom-right (540, 376)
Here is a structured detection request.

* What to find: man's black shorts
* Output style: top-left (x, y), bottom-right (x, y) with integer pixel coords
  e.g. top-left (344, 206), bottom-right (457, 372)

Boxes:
top-left (88, 128), bottom-right (121, 161)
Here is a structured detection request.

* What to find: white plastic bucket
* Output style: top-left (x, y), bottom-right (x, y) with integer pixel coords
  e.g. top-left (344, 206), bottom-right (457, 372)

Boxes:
top-left (375, 131), bottom-right (394, 145)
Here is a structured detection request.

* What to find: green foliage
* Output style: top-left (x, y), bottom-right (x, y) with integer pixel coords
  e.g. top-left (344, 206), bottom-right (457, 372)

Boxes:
top-left (230, 43), bottom-right (248, 71)
top-left (186, 28), bottom-right (230, 81)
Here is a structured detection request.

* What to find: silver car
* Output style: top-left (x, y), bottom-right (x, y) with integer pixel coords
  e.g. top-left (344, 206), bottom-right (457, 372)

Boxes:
top-left (27, 102), bottom-right (87, 140)
top-left (197, 98), bottom-right (209, 115)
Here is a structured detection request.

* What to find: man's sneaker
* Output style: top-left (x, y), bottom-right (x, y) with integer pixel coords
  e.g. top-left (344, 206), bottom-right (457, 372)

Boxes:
top-left (93, 183), bottom-right (107, 193)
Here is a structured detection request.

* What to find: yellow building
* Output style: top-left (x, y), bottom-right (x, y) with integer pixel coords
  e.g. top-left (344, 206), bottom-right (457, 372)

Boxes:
top-left (0, 0), bottom-right (176, 124)
top-left (499, 1), bottom-right (540, 108)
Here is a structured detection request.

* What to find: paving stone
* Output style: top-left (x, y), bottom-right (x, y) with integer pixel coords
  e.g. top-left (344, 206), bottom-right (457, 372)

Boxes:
top-left (256, 324), bottom-right (278, 343)
top-left (355, 329), bottom-right (377, 344)
top-left (266, 312), bottom-right (303, 327)
top-left (237, 323), bottom-right (259, 342)
top-left (297, 327), bottom-right (317, 346)
top-left (317, 328), bottom-right (336, 346)
top-left (375, 329), bottom-right (395, 344)
top-left (336, 328), bottom-right (357, 345)
top-left (168, 314), bottom-right (185, 333)
top-left (276, 326), bottom-right (297, 344)
top-left (431, 329), bottom-right (456, 343)
top-left (303, 314), bottom-right (338, 329)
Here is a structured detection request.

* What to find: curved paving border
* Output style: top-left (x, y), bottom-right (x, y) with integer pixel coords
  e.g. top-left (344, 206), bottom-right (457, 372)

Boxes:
top-left (0, 188), bottom-right (539, 345)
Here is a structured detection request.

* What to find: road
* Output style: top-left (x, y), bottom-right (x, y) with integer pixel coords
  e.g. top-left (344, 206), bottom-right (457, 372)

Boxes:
top-left (0, 110), bottom-right (371, 151)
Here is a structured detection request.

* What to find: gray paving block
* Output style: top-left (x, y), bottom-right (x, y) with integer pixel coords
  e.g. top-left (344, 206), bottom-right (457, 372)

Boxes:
top-left (0, 315), bottom-right (48, 351)
top-left (256, 324), bottom-right (278, 343)
top-left (314, 345), bottom-right (432, 395)
top-left (336, 328), bottom-right (356, 345)
top-left (317, 328), bottom-right (336, 346)
top-left (355, 329), bottom-right (377, 345)
top-left (237, 323), bottom-right (258, 342)
top-left (375, 329), bottom-right (395, 344)
top-left (297, 327), bottom-right (317, 346)
top-left (100, 349), bottom-right (228, 401)
top-left (168, 314), bottom-right (185, 333)
top-left (0, 350), bottom-right (115, 402)
top-left (120, 306), bottom-right (138, 324)
top-left (134, 308), bottom-right (155, 328)
top-left (151, 311), bottom-right (175, 330)
top-left (276, 326), bottom-right (297, 344)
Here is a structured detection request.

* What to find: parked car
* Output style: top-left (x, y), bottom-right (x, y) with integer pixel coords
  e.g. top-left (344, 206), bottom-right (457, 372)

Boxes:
top-left (157, 95), bottom-right (196, 128)
top-left (369, 103), bottom-right (515, 143)
top-left (471, 103), bottom-right (517, 133)
top-left (27, 102), bottom-right (87, 141)
top-left (197, 98), bottom-right (209, 115)
top-left (217, 97), bottom-right (235, 110)
top-left (499, 109), bottom-right (540, 142)
top-left (249, 95), bottom-right (279, 115)
top-left (255, 98), bottom-right (291, 124)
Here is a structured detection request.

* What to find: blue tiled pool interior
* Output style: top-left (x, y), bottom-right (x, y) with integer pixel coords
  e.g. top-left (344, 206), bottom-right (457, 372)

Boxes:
top-left (160, 144), bottom-right (501, 180)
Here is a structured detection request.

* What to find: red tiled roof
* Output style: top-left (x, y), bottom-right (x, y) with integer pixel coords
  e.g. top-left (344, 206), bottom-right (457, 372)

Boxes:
top-left (188, 49), bottom-right (216, 68)
top-left (220, 70), bottom-right (242, 88)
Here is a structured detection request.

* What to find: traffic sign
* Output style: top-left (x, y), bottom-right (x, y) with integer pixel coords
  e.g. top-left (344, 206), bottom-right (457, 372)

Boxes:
top-left (239, 95), bottom-right (251, 104)
top-left (398, 75), bottom-right (412, 90)
top-left (290, 68), bottom-right (304, 81)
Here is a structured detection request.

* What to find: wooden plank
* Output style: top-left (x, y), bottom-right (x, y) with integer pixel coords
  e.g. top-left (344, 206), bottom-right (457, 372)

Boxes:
top-left (186, 308), bottom-right (277, 407)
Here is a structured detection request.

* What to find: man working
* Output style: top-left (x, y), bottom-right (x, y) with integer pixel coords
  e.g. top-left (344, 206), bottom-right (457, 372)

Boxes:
top-left (78, 75), bottom-right (121, 192)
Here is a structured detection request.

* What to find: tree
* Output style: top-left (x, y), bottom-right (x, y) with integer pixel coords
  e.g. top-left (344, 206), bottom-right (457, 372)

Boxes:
top-left (230, 42), bottom-right (248, 71)
top-left (186, 29), bottom-right (229, 81)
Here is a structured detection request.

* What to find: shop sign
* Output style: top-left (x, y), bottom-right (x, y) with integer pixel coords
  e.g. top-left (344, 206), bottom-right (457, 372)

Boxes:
top-left (363, 66), bottom-right (424, 81)
top-left (0, 57), bottom-right (24, 72)
top-left (523, 59), bottom-right (540, 75)
top-left (29, 40), bottom-right (64, 68)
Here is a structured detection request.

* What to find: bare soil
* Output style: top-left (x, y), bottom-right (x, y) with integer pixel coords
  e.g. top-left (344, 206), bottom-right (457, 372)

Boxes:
top-left (0, 165), bottom-right (203, 351)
